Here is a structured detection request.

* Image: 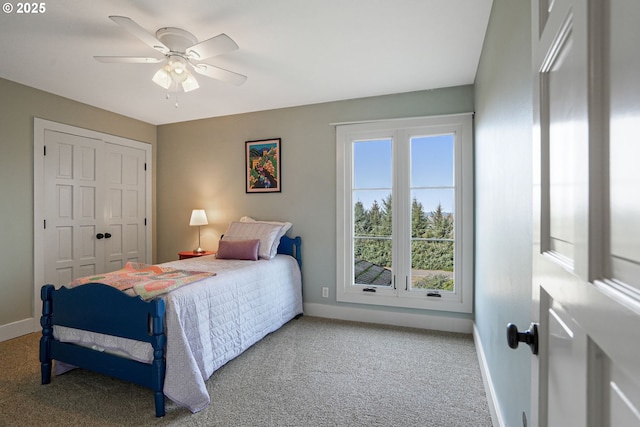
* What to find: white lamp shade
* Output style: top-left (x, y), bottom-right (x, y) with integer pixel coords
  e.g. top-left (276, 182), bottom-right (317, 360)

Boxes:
top-left (152, 66), bottom-right (172, 90)
top-left (189, 209), bottom-right (208, 226)
top-left (181, 72), bottom-right (200, 92)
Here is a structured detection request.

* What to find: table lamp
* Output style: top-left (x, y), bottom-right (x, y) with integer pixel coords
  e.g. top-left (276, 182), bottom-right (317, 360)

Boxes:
top-left (189, 209), bottom-right (208, 253)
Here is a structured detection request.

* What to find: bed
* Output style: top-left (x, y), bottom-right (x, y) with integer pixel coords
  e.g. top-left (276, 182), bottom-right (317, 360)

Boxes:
top-left (40, 220), bottom-right (302, 418)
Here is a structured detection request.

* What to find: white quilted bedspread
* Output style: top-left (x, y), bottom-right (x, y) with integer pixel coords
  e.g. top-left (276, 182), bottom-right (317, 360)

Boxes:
top-left (160, 254), bottom-right (303, 412)
top-left (54, 254), bottom-right (302, 413)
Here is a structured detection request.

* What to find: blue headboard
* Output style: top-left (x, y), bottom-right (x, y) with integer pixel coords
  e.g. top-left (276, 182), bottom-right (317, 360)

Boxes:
top-left (277, 235), bottom-right (302, 268)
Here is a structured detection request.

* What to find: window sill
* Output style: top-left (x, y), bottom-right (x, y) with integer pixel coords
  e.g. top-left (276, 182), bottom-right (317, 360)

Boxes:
top-left (336, 288), bottom-right (472, 314)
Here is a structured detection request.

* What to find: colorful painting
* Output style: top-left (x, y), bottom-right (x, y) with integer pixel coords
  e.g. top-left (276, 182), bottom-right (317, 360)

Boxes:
top-left (245, 138), bottom-right (281, 193)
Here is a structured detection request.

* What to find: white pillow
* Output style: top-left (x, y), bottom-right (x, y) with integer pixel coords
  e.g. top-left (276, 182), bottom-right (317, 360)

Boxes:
top-left (240, 216), bottom-right (292, 235)
top-left (239, 217), bottom-right (293, 255)
top-left (222, 221), bottom-right (285, 259)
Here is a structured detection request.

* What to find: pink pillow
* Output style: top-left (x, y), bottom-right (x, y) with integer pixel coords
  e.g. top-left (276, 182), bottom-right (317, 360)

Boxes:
top-left (216, 239), bottom-right (260, 261)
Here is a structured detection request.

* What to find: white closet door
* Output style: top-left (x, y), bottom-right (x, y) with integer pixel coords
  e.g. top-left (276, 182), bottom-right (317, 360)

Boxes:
top-left (44, 130), bottom-right (105, 285)
top-left (43, 131), bottom-right (147, 286)
top-left (104, 142), bottom-right (147, 271)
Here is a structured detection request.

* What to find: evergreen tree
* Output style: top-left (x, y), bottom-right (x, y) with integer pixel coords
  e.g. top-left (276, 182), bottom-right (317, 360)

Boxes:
top-left (368, 201), bottom-right (382, 235)
top-left (380, 194), bottom-right (392, 236)
top-left (425, 203), bottom-right (453, 239)
top-left (353, 199), bottom-right (454, 283)
top-left (411, 198), bottom-right (427, 238)
top-left (354, 201), bottom-right (369, 235)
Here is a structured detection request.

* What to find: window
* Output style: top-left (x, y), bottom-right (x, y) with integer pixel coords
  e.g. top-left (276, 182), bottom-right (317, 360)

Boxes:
top-left (336, 114), bottom-right (473, 312)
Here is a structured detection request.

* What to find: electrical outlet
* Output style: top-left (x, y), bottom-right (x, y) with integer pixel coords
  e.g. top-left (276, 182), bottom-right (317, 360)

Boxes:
top-left (322, 287), bottom-right (329, 298)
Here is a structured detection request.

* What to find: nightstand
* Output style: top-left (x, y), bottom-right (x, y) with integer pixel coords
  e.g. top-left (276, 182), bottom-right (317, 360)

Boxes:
top-left (178, 251), bottom-right (216, 260)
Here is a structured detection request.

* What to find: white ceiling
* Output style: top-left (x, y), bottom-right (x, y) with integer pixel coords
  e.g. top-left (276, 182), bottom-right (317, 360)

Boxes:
top-left (0, 0), bottom-right (492, 125)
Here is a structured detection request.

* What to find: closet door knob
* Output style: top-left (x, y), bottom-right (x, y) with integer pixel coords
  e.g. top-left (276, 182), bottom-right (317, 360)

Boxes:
top-left (96, 233), bottom-right (104, 239)
top-left (506, 323), bottom-right (539, 355)
top-left (104, 233), bottom-right (112, 239)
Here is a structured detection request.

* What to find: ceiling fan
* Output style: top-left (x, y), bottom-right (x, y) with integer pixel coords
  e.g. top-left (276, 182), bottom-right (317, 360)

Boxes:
top-left (95, 16), bottom-right (247, 93)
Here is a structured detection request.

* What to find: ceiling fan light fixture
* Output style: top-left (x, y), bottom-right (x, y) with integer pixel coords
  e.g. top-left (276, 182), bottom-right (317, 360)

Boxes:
top-left (152, 57), bottom-right (199, 92)
top-left (168, 56), bottom-right (189, 83)
top-left (152, 66), bottom-right (172, 90)
top-left (181, 73), bottom-right (200, 92)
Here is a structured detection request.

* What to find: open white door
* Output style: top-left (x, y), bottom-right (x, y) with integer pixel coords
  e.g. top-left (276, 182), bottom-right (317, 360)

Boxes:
top-left (517, 1), bottom-right (640, 426)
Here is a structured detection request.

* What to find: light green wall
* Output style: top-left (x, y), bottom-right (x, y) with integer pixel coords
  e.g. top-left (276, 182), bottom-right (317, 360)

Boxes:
top-left (0, 79), bottom-right (474, 331)
top-left (156, 86), bottom-right (474, 313)
top-left (0, 78), bottom-right (156, 327)
top-left (474, 0), bottom-right (533, 425)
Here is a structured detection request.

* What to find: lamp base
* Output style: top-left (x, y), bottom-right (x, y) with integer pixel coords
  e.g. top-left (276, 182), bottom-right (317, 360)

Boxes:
top-left (193, 247), bottom-right (205, 254)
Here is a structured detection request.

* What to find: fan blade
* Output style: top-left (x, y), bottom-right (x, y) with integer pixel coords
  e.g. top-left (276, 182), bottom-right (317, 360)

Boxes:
top-left (109, 16), bottom-right (169, 54)
top-left (94, 56), bottom-right (163, 63)
top-left (192, 63), bottom-right (247, 86)
top-left (186, 34), bottom-right (238, 60)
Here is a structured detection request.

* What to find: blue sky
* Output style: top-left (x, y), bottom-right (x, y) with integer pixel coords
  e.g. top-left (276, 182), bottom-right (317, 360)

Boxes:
top-left (353, 134), bottom-right (454, 213)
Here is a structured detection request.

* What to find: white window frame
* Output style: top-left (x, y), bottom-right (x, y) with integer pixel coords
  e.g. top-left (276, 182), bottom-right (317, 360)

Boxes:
top-left (336, 113), bottom-right (473, 313)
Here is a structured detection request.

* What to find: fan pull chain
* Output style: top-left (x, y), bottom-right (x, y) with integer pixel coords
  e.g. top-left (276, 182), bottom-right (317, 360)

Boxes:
top-left (163, 83), bottom-right (180, 108)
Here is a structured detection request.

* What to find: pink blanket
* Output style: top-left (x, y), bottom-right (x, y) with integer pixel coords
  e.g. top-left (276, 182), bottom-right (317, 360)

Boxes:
top-left (69, 262), bottom-right (216, 300)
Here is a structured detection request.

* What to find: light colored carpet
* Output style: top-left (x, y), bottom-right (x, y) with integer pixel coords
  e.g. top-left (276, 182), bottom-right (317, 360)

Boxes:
top-left (0, 316), bottom-right (492, 426)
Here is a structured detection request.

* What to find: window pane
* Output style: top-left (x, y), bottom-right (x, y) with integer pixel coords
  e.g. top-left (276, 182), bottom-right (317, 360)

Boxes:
top-left (353, 139), bottom-right (392, 287)
top-left (354, 238), bottom-right (392, 286)
top-left (411, 240), bottom-right (454, 291)
top-left (354, 139), bottom-right (392, 189)
top-left (354, 189), bottom-right (392, 212)
top-left (411, 189), bottom-right (454, 217)
top-left (411, 135), bottom-right (454, 187)
top-left (410, 135), bottom-right (455, 292)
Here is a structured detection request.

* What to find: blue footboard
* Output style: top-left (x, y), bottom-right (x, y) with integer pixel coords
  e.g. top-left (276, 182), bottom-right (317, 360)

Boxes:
top-left (40, 283), bottom-right (167, 417)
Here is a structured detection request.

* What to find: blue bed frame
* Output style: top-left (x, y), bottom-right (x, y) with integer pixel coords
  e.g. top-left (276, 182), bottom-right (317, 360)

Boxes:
top-left (40, 235), bottom-right (302, 417)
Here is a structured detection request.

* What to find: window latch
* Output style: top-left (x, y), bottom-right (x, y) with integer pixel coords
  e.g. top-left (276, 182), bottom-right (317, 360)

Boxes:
top-left (363, 287), bottom-right (377, 293)
top-left (427, 291), bottom-right (442, 298)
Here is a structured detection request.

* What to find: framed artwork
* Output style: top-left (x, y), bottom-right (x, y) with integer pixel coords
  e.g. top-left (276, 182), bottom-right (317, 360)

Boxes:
top-left (245, 138), bottom-right (281, 193)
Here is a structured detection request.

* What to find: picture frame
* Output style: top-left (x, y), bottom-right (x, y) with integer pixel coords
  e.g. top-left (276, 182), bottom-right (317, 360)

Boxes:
top-left (245, 138), bottom-right (281, 193)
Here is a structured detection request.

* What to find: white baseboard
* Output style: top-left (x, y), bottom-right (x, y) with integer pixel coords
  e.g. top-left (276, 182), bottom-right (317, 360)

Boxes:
top-left (0, 317), bottom-right (38, 342)
top-left (303, 302), bottom-right (473, 333)
top-left (473, 323), bottom-right (504, 427)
